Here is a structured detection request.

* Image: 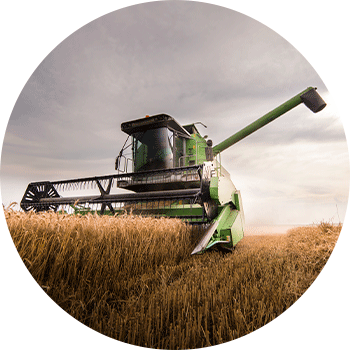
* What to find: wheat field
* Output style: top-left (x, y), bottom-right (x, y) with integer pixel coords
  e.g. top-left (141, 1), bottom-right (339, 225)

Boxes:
top-left (5, 208), bottom-right (341, 349)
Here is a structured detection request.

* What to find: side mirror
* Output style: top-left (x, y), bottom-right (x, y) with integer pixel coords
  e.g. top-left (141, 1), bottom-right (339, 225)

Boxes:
top-left (115, 155), bottom-right (120, 170)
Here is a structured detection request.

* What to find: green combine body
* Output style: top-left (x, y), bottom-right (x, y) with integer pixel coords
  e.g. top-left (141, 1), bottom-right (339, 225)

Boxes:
top-left (21, 87), bottom-right (326, 254)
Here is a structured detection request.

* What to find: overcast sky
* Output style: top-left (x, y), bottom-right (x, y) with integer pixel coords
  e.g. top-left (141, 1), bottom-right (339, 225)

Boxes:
top-left (1, 2), bottom-right (350, 350)
top-left (1, 1), bottom-right (349, 225)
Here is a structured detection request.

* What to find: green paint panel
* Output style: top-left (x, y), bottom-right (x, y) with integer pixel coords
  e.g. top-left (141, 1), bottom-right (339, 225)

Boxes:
top-left (205, 205), bottom-right (231, 248)
top-left (233, 193), bottom-right (240, 210)
top-left (203, 204), bottom-right (244, 251)
top-left (230, 212), bottom-right (244, 245)
top-left (184, 133), bottom-right (207, 166)
top-left (132, 205), bottom-right (204, 217)
top-left (209, 177), bottom-right (219, 202)
top-left (221, 208), bottom-right (239, 231)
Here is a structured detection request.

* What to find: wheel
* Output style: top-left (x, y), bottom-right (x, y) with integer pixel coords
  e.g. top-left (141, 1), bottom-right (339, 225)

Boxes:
top-left (20, 182), bottom-right (60, 212)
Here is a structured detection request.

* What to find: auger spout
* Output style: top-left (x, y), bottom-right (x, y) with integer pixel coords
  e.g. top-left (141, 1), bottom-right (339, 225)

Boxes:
top-left (212, 87), bottom-right (326, 155)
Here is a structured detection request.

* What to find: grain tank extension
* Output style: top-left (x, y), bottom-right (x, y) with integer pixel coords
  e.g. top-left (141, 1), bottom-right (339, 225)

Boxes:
top-left (20, 87), bottom-right (326, 254)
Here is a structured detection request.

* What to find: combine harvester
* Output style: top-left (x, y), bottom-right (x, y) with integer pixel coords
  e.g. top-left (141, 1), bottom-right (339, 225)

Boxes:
top-left (21, 87), bottom-right (326, 254)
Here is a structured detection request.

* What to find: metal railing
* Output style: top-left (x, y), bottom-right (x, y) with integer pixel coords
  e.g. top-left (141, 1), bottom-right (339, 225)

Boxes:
top-left (116, 155), bottom-right (133, 174)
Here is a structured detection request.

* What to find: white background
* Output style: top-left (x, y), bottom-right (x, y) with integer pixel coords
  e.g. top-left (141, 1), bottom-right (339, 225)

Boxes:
top-left (1, 1), bottom-right (349, 349)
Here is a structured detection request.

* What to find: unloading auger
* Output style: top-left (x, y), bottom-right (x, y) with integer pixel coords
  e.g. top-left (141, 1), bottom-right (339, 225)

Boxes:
top-left (21, 87), bottom-right (326, 254)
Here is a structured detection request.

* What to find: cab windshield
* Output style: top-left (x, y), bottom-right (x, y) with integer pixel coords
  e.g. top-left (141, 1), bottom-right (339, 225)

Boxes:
top-left (132, 127), bottom-right (173, 172)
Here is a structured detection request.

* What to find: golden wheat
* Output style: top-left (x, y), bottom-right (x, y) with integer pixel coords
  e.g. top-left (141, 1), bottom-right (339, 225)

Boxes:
top-left (5, 208), bottom-right (341, 349)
